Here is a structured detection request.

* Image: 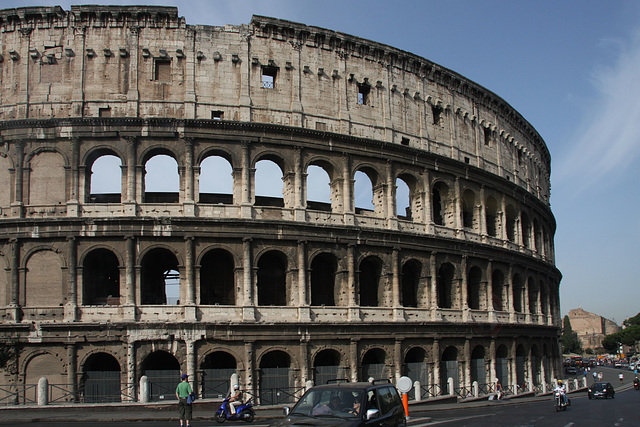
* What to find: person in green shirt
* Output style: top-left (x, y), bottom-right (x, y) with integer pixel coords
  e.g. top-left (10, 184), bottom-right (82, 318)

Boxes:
top-left (175, 373), bottom-right (193, 427)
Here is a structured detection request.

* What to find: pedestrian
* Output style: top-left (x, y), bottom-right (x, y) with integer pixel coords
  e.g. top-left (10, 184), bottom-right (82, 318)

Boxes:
top-left (176, 373), bottom-right (194, 427)
top-left (618, 371), bottom-right (624, 384)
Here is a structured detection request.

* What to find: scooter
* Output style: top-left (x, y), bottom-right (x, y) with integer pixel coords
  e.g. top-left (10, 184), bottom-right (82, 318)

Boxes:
top-left (634, 378), bottom-right (639, 390)
top-left (215, 397), bottom-right (255, 423)
top-left (554, 391), bottom-right (570, 411)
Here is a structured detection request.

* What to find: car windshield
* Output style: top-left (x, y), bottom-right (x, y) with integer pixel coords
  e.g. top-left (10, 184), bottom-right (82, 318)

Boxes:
top-left (290, 389), bottom-right (363, 419)
top-left (593, 383), bottom-right (608, 391)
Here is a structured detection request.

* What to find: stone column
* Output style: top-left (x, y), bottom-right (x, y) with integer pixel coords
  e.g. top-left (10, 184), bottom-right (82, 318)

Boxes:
top-left (429, 253), bottom-right (440, 321)
top-left (394, 339), bottom-right (402, 382)
top-left (124, 236), bottom-right (136, 320)
top-left (386, 160), bottom-right (397, 228)
top-left (186, 340), bottom-right (196, 394)
top-left (489, 339), bottom-right (496, 384)
top-left (523, 273), bottom-right (531, 323)
top-left (392, 248), bottom-right (401, 318)
top-left (487, 260), bottom-right (495, 321)
top-left (241, 141), bottom-right (252, 218)
top-left (294, 147), bottom-right (305, 221)
top-left (10, 239), bottom-right (20, 321)
top-left (507, 264), bottom-right (515, 322)
top-left (67, 344), bottom-right (77, 402)
top-left (244, 341), bottom-right (255, 398)
top-left (461, 256), bottom-right (469, 321)
top-left (342, 154), bottom-right (354, 224)
top-left (64, 236), bottom-right (78, 322)
top-left (126, 25), bottom-right (140, 115)
top-left (347, 244), bottom-right (359, 321)
top-left (182, 137), bottom-right (195, 216)
top-left (126, 340), bottom-right (136, 401)
top-left (454, 177), bottom-right (462, 230)
top-left (432, 339), bottom-right (440, 390)
top-left (300, 340), bottom-right (309, 386)
top-left (242, 238), bottom-right (255, 321)
top-left (423, 169), bottom-right (433, 232)
top-left (124, 136), bottom-right (137, 216)
top-left (349, 339), bottom-right (359, 382)
top-left (510, 341), bottom-right (517, 389)
top-left (297, 240), bottom-right (310, 321)
top-left (184, 236), bottom-right (196, 320)
top-left (67, 137), bottom-right (80, 217)
top-left (464, 339), bottom-right (471, 390)
top-left (479, 186), bottom-right (486, 236)
top-left (11, 142), bottom-right (24, 217)
top-left (500, 195), bottom-right (508, 242)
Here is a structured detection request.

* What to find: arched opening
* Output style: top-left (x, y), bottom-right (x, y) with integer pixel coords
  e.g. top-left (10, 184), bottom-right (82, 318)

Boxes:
top-left (200, 249), bottom-right (235, 305)
top-left (89, 154), bottom-right (122, 203)
top-left (485, 196), bottom-right (498, 237)
top-left (505, 205), bottom-right (517, 242)
top-left (521, 212), bottom-right (531, 248)
top-left (516, 345), bottom-right (526, 389)
top-left (395, 177), bottom-right (411, 220)
top-left (404, 347), bottom-right (427, 384)
top-left (534, 219), bottom-right (543, 253)
top-left (495, 345), bottom-right (509, 388)
top-left (432, 182), bottom-right (450, 226)
top-left (255, 159), bottom-right (284, 207)
top-left (401, 260), bottom-right (421, 308)
top-left (492, 269), bottom-right (505, 311)
top-left (82, 352), bottom-right (121, 403)
top-left (306, 164), bottom-right (332, 212)
top-left (310, 253), bottom-right (337, 306)
top-left (144, 154), bottom-right (179, 203)
top-left (540, 281), bottom-right (549, 315)
top-left (358, 256), bottom-right (382, 307)
top-left (531, 345), bottom-right (541, 386)
top-left (83, 248), bottom-right (120, 305)
top-left (467, 266), bottom-right (482, 310)
top-left (141, 248), bottom-right (180, 305)
top-left (470, 346), bottom-right (486, 384)
top-left (528, 278), bottom-right (538, 314)
top-left (440, 346), bottom-right (458, 392)
top-left (201, 351), bottom-right (237, 399)
top-left (29, 151), bottom-right (65, 205)
top-left (513, 274), bottom-right (523, 313)
top-left (437, 263), bottom-right (455, 309)
top-left (354, 169), bottom-right (375, 213)
top-left (259, 351), bottom-right (293, 405)
top-left (257, 251), bottom-right (287, 306)
top-left (199, 155), bottom-right (233, 204)
top-left (141, 351), bottom-right (181, 401)
top-left (462, 189), bottom-right (475, 229)
top-left (313, 349), bottom-right (342, 385)
top-left (361, 348), bottom-right (388, 381)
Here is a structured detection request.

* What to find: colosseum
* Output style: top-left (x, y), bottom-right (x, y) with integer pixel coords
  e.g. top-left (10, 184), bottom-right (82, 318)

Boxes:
top-left (0, 5), bottom-right (562, 405)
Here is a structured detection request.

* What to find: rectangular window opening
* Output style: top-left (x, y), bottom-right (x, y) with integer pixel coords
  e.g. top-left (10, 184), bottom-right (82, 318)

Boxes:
top-left (262, 66), bottom-right (277, 89)
top-left (316, 122), bottom-right (327, 131)
top-left (154, 59), bottom-right (171, 81)
top-left (484, 127), bottom-right (492, 146)
top-left (99, 107), bottom-right (111, 117)
top-left (401, 137), bottom-right (410, 146)
top-left (464, 157), bottom-right (470, 164)
top-left (357, 83), bottom-right (370, 105)
top-left (432, 105), bottom-right (442, 125)
top-left (212, 110), bottom-right (224, 120)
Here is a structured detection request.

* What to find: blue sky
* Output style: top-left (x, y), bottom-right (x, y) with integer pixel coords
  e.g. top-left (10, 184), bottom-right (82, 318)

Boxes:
top-left (5, 0), bottom-right (640, 324)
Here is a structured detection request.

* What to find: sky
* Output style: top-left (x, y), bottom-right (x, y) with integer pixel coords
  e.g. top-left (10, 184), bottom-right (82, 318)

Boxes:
top-left (4, 0), bottom-right (640, 324)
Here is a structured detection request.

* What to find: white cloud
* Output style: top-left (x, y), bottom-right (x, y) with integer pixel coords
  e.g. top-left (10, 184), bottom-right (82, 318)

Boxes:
top-left (555, 27), bottom-right (640, 194)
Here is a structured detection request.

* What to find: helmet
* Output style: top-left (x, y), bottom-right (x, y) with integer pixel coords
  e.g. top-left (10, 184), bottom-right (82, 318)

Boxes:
top-left (558, 380), bottom-right (563, 385)
top-left (233, 384), bottom-right (239, 390)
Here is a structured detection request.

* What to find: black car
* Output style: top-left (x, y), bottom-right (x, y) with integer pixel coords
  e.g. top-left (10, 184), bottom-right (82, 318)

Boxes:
top-left (272, 380), bottom-right (406, 427)
top-left (588, 382), bottom-right (615, 399)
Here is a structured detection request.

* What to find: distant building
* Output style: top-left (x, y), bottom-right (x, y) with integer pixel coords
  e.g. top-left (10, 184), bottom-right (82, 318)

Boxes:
top-left (568, 308), bottom-right (620, 350)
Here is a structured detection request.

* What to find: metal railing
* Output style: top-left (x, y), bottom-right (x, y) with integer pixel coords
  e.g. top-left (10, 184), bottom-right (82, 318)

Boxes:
top-left (0, 384), bottom-right (37, 405)
top-left (419, 383), bottom-right (444, 398)
top-left (258, 385), bottom-right (305, 406)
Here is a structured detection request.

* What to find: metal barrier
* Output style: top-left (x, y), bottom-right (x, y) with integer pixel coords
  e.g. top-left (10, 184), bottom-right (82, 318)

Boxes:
top-left (0, 384), bottom-right (37, 405)
top-left (454, 385), bottom-right (473, 398)
top-left (419, 383), bottom-right (443, 398)
top-left (258, 385), bottom-right (305, 406)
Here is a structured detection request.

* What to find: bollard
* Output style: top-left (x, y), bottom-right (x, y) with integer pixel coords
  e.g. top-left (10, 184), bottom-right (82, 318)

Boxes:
top-left (305, 380), bottom-right (313, 391)
top-left (413, 380), bottom-right (421, 402)
top-left (139, 375), bottom-right (149, 403)
top-left (447, 377), bottom-right (454, 396)
top-left (37, 377), bottom-right (48, 406)
top-left (472, 381), bottom-right (479, 398)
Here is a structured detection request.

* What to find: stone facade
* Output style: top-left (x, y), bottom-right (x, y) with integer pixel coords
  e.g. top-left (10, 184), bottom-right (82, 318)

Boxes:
top-left (568, 308), bottom-right (620, 350)
top-left (0, 6), bottom-right (561, 404)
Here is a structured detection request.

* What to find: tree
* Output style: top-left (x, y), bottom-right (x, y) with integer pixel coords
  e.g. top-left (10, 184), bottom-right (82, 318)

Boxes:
top-left (562, 315), bottom-right (582, 354)
top-left (623, 312), bottom-right (640, 327)
top-left (0, 339), bottom-right (22, 374)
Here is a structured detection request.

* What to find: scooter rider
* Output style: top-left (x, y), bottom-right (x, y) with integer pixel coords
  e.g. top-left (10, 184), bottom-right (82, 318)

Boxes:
top-left (554, 380), bottom-right (567, 405)
top-left (229, 384), bottom-right (243, 414)
top-left (634, 377), bottom-right (639, 389)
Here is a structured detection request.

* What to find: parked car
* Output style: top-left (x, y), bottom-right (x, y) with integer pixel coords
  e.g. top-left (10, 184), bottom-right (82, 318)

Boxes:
top-left (588, 382), bottom-right (615, 399)
top-left (565, 367), bottom-right (577, 375)
top-left (272, 380), bottom-right (407, 427)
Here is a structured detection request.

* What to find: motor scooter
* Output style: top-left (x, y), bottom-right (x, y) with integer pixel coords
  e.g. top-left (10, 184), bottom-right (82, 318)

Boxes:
top-left (215, 397), bottom-right (255, 423)
top-left (634, 378), bottom-right (639, 390)
top-left (554, 391), bottom-right (570, 411)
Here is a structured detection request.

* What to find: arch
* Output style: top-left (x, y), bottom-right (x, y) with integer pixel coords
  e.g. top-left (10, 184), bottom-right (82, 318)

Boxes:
top-left (467, 266), bottom-right (483, 310)
top-left (440, 346), bottom-right (459, 391)
top-left (144, 153), bottom-right (179, 203)
top-left (437, 262), bottom-right (455, 309)
top-left (485, 196), bottom-right (499, 237)
top-left (200, 249), bottom-right (235, 305)
top-left (0, 155), bottom-right (12, 209)
top-left (492, 269), bottom-right (505, 311)
top-left (401, 259), bottom-right (421, 308)
top-left (255, 158), bottom-right (284, 206)
top-left (528, 277), bottom-right (538, 314)
top-left (404, 347), bottom-right (427, 384)
top-left (396, 172), bottom-right (420, 221)
top-left (88, 153), bottom-right (122, 203)
top-left (530, 344), bottom-right (541, 386)
top-left (199, 155), bottom-right (233, 204)
top-left (539, 280), bottom-right (548, 315)
top-left (140, 248), bottom-right (180, 305)
top-left (505, 204), bottom-right (517, 242)
top-left (258, 350), bottom-right (293, 405)
top-left (82, 352), bottom-right (121, 403)
top-left (313, 349), bottom-right (342, 385)
top-left (24, 352), bottom-right (65, 401)
top-left (310, 252), bottom-right (337, 306)
top-left (140, 350), bottom-right (181, 402)
top-left (0, 253), bottom-right (7, 306)
top-left (395, 176), bottom-right (410, 219)
top-left (513, 274), bottom-right (523, 313)
top-left (257, 250), bottom-right (288, 306)
top-left (25, 249), bottom-right (64, 307)
top-left (432, 181), bottom-right (452, 227)
top-left (521, 212), bottom-right (531, 248)
top-left (28, 150), bottom-right (66, 205)
top-left (534, 218), bottom-right (543, 253)
top-left (361, 348), bottom-right (388, 381)
top-left (470, 345), bottom-right (486, 384)
top-left (201, 351), bottom-right (237, 398)
top-left (306, 164), bottom-right (332, 211)
top-left (353, 168), bottom-right (377, 213)
top-left (82, 248), bottom-right (120, 305)
top-left (495, 345), bottom-right (509, 386)
top-left (515, 344), bottom-right (526, 388)
top-left (358, 256), bottom-right (383, 307)
top-left (462, 189), bottom-right (476, 229)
